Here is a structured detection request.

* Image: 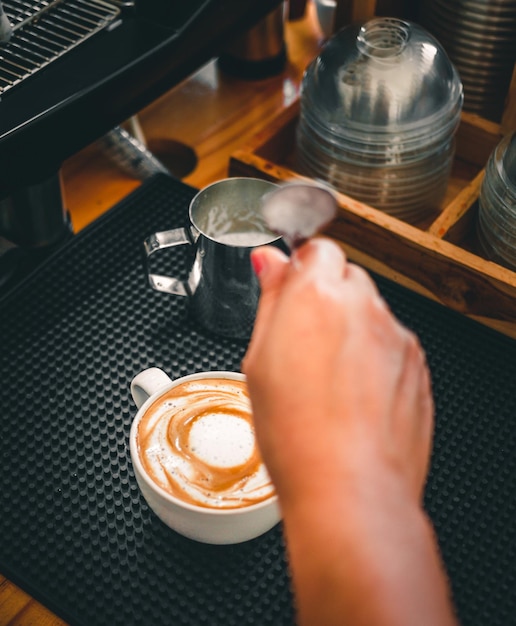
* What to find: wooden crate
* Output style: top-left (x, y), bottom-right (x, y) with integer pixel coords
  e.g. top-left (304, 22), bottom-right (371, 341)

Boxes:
top-left (229, 100), bottom-right (516, 338)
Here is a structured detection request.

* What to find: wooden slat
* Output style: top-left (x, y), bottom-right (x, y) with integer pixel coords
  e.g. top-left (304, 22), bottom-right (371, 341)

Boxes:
top-left (0, 574), bottom-right (68, 626)
top-left (427, 169), bottom-right (484, 242)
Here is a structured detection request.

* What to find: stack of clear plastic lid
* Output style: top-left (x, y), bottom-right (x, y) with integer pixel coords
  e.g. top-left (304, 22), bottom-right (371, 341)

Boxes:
top-left (477, 132), bottom-right (516, 269)
top-left (420, 0), bottom-right (516, 123)
top-left (296, 17), bottom-right (464, 223)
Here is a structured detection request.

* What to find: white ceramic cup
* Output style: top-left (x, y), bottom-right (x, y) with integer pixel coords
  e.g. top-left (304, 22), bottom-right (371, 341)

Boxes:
top-left (130, 367), bottom-right (280, 544)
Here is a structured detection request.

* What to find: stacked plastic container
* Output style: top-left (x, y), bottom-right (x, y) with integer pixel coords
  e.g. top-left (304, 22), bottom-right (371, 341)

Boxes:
top-left (477, 132), bottom-right (516, 269)
top-left (296, 17), bottom-right (464, 224)
top-left (420, 0), bottom-right (516, 122)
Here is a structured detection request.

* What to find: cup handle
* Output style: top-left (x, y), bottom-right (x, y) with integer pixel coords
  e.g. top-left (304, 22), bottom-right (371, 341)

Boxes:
top-left (143, 228), bottom-right (192, 295)
top-left (131, 367), bottom-right (172, 409)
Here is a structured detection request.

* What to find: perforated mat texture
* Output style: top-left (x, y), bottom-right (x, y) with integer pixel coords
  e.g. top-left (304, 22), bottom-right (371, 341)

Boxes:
top-left (1, 174), bottom-right (516, 626)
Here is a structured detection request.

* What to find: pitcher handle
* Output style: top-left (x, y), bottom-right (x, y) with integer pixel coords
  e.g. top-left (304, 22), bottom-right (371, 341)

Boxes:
top-left (143, 227), bottom-right (191, 296)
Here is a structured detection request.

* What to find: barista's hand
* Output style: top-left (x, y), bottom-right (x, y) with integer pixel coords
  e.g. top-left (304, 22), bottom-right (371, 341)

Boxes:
top-left (242, 239), bottom-right (457, 626)
top-left (243, 238), bottom-right (434, 510)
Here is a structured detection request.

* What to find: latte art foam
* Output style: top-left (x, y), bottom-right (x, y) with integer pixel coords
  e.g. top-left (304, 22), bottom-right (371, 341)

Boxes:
top-left (137, 378), bottom-right (274, 509)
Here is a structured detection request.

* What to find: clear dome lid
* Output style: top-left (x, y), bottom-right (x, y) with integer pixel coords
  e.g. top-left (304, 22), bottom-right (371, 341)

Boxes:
top-left (301, 18), bottom-right (463, 142)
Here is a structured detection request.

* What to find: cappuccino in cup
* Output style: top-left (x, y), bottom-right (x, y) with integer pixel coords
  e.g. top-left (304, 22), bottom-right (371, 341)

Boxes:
top-left (136, 377), bottom-right (274, 509)
top-left (130, 368), bottom-right (280, 543)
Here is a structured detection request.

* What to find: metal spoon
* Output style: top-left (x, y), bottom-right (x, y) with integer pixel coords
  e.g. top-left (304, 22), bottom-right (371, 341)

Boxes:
top-left (261, 182), bottom-right (338, 251)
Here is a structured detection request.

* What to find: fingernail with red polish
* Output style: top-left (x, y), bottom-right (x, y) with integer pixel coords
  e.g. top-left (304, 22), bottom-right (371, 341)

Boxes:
top-left (251, 250), bottom-right (266, 277)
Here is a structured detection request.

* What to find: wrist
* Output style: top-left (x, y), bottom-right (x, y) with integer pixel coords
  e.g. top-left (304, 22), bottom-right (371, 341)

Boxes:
top-left (276, 438), bottom-right (424, 524)
top-left (281, 457), bottom-right (425, 544)
top-left (279, 468), bottom-right (457, 626)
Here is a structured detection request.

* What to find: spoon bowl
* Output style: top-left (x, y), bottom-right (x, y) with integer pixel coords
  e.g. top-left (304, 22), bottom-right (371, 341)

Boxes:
top-left (261, 182), bottom-right (338, 250)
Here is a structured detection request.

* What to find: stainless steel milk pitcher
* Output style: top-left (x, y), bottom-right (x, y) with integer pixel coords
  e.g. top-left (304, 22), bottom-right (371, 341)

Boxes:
top-left (143, 177), bottom-right (281, 338)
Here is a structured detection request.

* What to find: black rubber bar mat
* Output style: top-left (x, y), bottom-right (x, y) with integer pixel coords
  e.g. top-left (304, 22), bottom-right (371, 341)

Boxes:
top-left (1, 173), bottom-right (516, 626)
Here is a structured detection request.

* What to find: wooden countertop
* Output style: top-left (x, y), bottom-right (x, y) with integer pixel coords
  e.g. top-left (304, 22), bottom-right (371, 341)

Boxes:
top-left (0, 6), bottom-right (323, 626)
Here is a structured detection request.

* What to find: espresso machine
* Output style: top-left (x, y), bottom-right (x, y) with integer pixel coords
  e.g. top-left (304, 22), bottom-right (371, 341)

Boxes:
top-left (0, 0), bottom-right (283, 291)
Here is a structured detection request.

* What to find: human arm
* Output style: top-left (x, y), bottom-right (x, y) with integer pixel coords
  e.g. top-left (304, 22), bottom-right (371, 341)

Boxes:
top-left (242, 239), bottom-right (458, 626)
